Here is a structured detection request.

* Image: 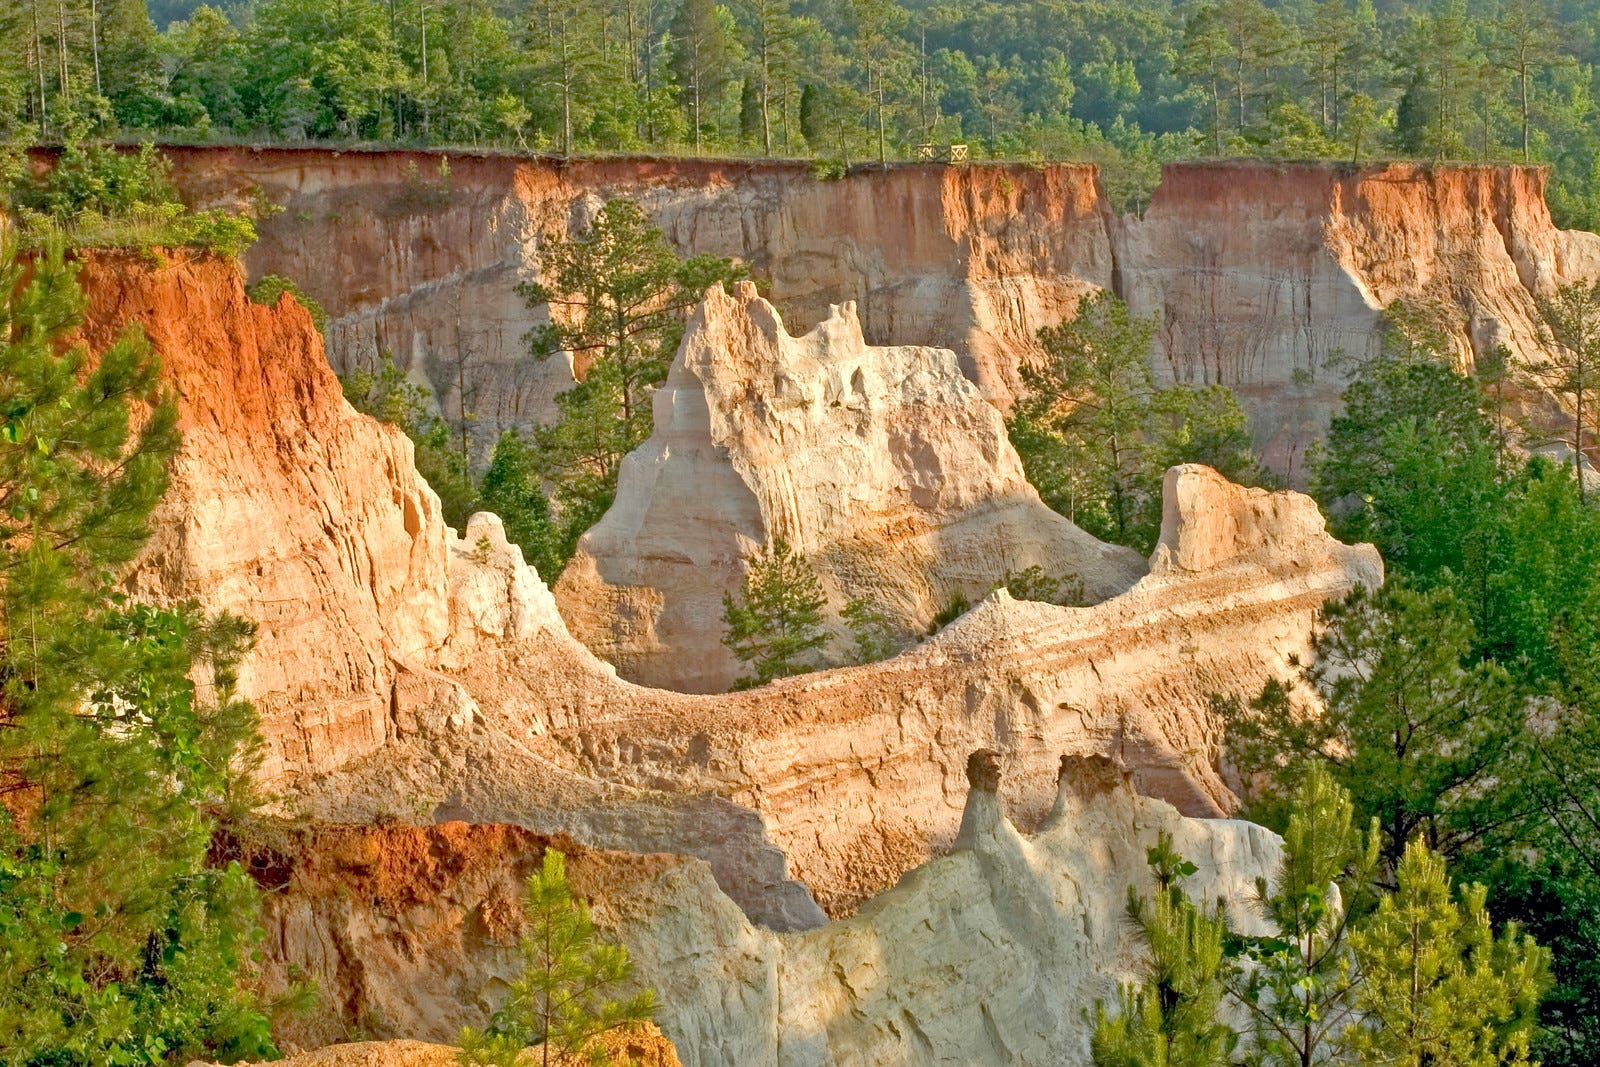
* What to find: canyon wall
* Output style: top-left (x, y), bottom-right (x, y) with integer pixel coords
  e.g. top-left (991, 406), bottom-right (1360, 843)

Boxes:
top-left (168, 148), bottom-right (1600, 479)
top-left (239, 756), bottom-right (1280, 1067)
top-left (556, 281), bottom-right (1144, 691)
top-left (300, 463), bottom-right (1378, 919)
top-left (84, 255), bottom-right (1375, 925)
top-left (79, 253), bottom-right (452, 785)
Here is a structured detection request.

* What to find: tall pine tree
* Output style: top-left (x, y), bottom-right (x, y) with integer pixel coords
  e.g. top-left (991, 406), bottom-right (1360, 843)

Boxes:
top-left (0, 239), bottom-right (273, 1063)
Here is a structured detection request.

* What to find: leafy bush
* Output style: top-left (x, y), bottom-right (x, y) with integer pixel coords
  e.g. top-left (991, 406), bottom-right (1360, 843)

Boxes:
top-left (248, 274), bottom-right (329, 332)
top-left (4, 140), bottom-right (258, 257)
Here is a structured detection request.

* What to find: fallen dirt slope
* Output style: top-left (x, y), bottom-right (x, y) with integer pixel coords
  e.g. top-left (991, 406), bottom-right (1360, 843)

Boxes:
top-left (556, 281), bottom-right (1145, 691)
top-left (165, 148), bottom-right (1600, 478)
top-left (236, 756), bottom-right (1279, 1067)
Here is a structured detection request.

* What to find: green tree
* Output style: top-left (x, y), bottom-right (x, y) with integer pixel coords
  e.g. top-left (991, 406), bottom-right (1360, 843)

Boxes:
top-left (478, 429), bottom-right (563, 579)
top-left (1348, 838), bottom-right (1548, 1067)
top-left (1492, 0), bottom-right (1564, 161)
top-left (1533, 281), bottom-right (1600, 500)
top-left (340, 351), bottom-right (480, 528)
top-left (1090, 832), bottom-right (1236, 1067)
top-left (842, 595), bottom-right (899, 664)
top-left (1214, 0), bottom-right (1287, 135)
top-left (721, 538), bottom-right (828, 688)
top-left (1017, 290), bottom-right (1162, 549)
top-left (1311, 333), bottom-right (1504, 591)
top-left (1391, 0), bottom-right (1486, 160)
top-left (1015, 291), bottom-right (1259, 553)
top-left (669, 0), bottom-right (739, 152)
top-left (459, 849), bottom-right (656, 1067)
top-left (0, 239), bottom-right (273, 1063)
top-left (1221, 584), bottom-right (1529, 874)
top-left (1229, 763), bottom-right (1379, 1067)
top-left (521, 199), bottom-right (742, 551)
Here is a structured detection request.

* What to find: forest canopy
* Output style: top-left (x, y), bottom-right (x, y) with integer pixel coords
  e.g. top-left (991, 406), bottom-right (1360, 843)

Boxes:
top-left (4, 0), bottom-right (1600, 223)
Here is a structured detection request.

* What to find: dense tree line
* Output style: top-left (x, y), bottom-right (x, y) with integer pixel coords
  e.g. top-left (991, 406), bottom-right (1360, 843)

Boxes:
top-left (1192, 287), bottom-right (1600, 1067)
top-left (3, 0), bottom-right (1600, 222)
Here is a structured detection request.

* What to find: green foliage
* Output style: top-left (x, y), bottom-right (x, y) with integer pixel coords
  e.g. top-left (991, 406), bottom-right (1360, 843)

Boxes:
top-left (1221, 583), bottom-right (1529, 875)
top-left (997, 564), bottom-right (1085, 607)
top-left (341, 351), bottom-right (479, 529)
top-left (1229, 764), bottom-right (1380, 1067)
top-left (1348, 838), bottom-right (1548, 1067)
top-left (1312, 327), bottom-right (1504, 593)
top-left (927, 591), bottom-right (971, 634)
top-left (1012, 290), bottom-right (1259, 553)
top-left (842, 596), bottom-right (900, 664)
top-left (247, 273), bottom-right (329, 333)
top-left (458, 849), bottom-right (656, 1067)
top-left (478, 430), bottom-right (563, 581)
top-left (519, 199), bottom-right (743, 562)
top-left (5, 140), bottom-right (257, 257)
top-left (0, 239), bottom-right (272, 1063)
top-left (9, 0), bottom-right (1600, 216)
top-left (1532, 281), bottom-right (1600, 497)
top-left (1090, 831), bottom-right (1236, 1067)
top-left (721, 539), bottom-right (828, 689)
top-left (1300, 308), bottom-right (1600, 1064)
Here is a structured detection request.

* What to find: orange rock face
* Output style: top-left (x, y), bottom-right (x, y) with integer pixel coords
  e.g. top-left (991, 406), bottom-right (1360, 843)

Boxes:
top-left (214, 819), bottom-right (682, 1050)
top-left (77, 252), bottom-right (452, 784)
top-left (165, 149), bottom-right (1600, 483)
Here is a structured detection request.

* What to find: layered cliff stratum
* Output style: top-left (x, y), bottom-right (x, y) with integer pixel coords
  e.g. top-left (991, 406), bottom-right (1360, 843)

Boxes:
top-left (557, 280), bottom-right (1144, 690)
top-left (69, 240), bottom-right (1386, 1064)
top-left (169, 149), bottom-right (1600, 489)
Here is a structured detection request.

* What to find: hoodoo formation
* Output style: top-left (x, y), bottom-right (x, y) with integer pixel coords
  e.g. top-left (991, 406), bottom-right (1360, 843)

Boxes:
top-left (10, 147), bottom-right (1597, 1067)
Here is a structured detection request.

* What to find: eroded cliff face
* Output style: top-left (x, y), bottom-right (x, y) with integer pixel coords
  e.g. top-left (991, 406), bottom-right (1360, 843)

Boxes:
top-left (1119, 161), bottom-right (1600, 476)
top-left (240, 756), bottom-right (1279, 1066)
top-left (167, 149), bottom-right (1600, 480)
top-left (79, 254), bottom-right (451, 784)
top-left (556, 281), bottom-right (1144, 691)
top-left (166, 148), bottom-right (1112, 426)
top-left (300, 464), bottom-right (1377, 919)
top-left (78, 255), bottom-right (1374, 926)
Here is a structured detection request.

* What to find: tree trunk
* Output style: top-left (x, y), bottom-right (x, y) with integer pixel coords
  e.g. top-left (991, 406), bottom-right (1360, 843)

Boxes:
top-left (90, 0), bottom-right (100, 97)
top-left (31, 0), bottom-right (47, 135)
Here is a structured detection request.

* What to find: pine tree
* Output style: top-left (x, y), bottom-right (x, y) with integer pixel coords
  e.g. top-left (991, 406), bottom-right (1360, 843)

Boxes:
top-left (1349, 838), bottom-right (1549, 1067)
top-left (1090, 831), bottom-right (1237, 1067)
top-left (459, 849), bottom-right (657, 1067)
top-left (0, 239), bottom-right (273, 1062)
top-left (669, 0), bottom-right (738, 152)
top-left (1229, 764), bottom-right (1379, 1067)
top-left (521, 199), bottom-right (742, 550)
top-left (721, 538), bottom-right (828, 688)
top-left (478, 429), bottom-right (563, 579)
top-left (1493, 0), bottom-right (1563, 161)
top-left (1016, 290), bottom-right (1162, 550)
top-left (1222, 584), bottom-right (1529, 874)
top-left (1534, 281), bottom-right (1600, 500)
top-left (842, 596), bottom-right (899, 664)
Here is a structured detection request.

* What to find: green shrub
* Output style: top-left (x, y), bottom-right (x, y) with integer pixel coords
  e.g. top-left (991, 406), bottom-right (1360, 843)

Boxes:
top-left (248, 274), bottom-right (329, 332)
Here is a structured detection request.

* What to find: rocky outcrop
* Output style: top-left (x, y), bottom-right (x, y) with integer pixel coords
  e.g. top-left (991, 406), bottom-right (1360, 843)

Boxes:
top-left (556, 282), bottom-right (1144, 691)
top-left (79, 253), bottom-right (452, 785)
top-left (300, 464), bottom-right (1377, 918)
top-left (168, 149), bottom-right (1108, 434)
top-left (77, 256), bottom-right (1374, 922)
top-left (241, 756), bottom-right (1280, 1066)
top-left (166, 149), bottom-right (1600, 480)
top-left (1117, 161), bottom-right (1600, 477)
